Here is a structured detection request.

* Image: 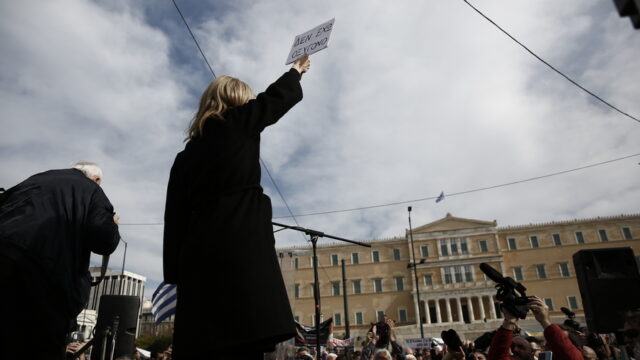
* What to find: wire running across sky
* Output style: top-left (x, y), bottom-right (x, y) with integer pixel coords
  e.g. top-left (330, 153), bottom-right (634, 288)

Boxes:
top-left (462, 0), bottom-right (640, 124)
top-left (119, 151), bottom-right (640, 225)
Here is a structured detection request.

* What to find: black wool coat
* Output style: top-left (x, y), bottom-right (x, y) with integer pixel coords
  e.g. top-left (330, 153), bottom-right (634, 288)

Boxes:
top-left (0, 169), bottom-right (120, 328)
top-left (163, 69), bottom-right (303, 354)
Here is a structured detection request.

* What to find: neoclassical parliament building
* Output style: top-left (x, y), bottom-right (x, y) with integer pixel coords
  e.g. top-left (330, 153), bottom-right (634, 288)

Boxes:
top-left (277, 213), bottom-right (640, 340)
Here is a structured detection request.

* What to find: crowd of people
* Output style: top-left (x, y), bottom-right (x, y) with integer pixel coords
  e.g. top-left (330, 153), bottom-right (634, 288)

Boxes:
top-left (250, 296), bottom-right (639, 360)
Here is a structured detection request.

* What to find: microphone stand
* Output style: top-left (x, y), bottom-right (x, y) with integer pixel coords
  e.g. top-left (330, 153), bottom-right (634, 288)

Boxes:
top-left (272, 222), bottom-right (371, 358)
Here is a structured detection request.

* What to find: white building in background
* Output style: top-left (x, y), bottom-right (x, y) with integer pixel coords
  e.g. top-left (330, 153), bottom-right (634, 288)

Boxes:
top-left (84, 267), bottom-right (147, 338)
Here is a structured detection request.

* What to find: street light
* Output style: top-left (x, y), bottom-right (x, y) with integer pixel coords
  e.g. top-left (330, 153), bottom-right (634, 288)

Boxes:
top-left (407, 206), bottom-right (425, 339)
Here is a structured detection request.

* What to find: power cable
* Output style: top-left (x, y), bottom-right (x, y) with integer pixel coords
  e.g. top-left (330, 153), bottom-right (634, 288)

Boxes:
top-left (169, 0), bottom-right (334, 283)
top-left (272, 152), bottom-right (640, 218)
top-left (119, 151), bottom-right (640, 225)
top-left (462, 0), bottom-right (640, 124)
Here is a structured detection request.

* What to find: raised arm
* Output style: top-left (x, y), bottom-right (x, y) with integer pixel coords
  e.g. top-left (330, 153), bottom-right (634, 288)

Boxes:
top-left (230, 55), bottom-right (311, 134)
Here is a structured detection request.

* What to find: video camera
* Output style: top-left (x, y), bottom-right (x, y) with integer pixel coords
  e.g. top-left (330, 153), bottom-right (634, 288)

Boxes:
top-left (479, 263), bottom-right (532, 319)
top-left (560, 307), bottom-right (582, 331)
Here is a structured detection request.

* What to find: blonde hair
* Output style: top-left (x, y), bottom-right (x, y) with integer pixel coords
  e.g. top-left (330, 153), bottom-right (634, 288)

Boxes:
top-left (186, 75), bottom-right (255, 140)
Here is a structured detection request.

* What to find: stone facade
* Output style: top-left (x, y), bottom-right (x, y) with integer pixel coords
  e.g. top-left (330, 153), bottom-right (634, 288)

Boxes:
top-left (277, 213), bottom-right (640, 340)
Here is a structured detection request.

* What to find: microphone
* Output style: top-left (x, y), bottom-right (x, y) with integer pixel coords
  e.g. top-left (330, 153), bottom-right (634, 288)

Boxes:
top-left (479, 263), bottom-right (506, 283)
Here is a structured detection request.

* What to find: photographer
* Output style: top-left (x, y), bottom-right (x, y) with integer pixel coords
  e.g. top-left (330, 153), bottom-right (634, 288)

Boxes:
top-left (488, 296), bottom-right (582, 360)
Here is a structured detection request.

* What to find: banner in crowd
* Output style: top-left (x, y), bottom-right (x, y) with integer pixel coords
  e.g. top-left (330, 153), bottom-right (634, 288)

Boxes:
top-left (404, 337), bottom-right (444, 349)
top-left (294, 318), bottom-right (333, 347)
top-left (329, 337), bottom-right (355, 355)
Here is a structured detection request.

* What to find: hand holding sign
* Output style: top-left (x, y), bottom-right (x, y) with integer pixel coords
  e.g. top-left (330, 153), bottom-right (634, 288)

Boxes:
top-left (292, 54), bottom-right (311, 75)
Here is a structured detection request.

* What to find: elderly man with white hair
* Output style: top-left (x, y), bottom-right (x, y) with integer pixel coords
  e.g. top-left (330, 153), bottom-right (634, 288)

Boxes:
top-left (0, 162), bottom-right (120, 360)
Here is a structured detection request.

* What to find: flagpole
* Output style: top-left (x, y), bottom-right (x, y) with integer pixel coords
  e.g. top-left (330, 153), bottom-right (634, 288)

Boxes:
top-left (408, 206), bottom-right (425, 339)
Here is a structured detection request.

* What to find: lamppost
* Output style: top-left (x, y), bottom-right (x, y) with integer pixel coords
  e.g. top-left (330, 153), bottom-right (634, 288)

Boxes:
top-left (119, 239), bottom-right (128, 295)
top-left (407, 206), bottom-right (425, 339)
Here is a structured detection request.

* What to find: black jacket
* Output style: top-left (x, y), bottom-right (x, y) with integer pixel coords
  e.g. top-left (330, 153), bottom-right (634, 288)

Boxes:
top-left (0, 168), bottom-right (120, 319)
top-left (164, 69), bottom-right (303, 354)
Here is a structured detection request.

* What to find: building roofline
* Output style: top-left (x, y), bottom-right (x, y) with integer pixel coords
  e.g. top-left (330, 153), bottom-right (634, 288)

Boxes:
top-left (497, 213), bottom-right (640, 231)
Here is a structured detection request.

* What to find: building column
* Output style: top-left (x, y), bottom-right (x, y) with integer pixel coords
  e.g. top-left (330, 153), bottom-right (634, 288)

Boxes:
top-left (456, 297), bottom-right (464, 323)
top-left (489, 296), bottom-right (497, 319)
top-left (425, 299), bottom-right (432, 324)
top-left (478, 296), bottom-right (486, 321)
top-left (435, 298), bottom-right (442, 323)
top-left (467, 297), bottom-right (475, 322)
top-left (445, 298), bottom-right (452, 323)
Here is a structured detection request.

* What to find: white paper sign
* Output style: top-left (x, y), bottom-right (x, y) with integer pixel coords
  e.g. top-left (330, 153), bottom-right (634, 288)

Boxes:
top-left (285, 18), bottom-right (335, 64)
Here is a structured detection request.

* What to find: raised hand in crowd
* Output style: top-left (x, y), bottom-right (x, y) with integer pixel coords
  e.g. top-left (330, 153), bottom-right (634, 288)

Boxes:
top-left (65, 342), bottom-right (86, 360)
top-left (442, 345), bottom-right (466, 360)
top-left (528, 296), bottom-right (552, 329)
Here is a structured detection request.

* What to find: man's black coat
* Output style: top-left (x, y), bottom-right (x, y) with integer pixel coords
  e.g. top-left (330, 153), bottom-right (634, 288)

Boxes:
top-left (164, 69), bottom-right (303, 355)
top-left (0, 168), bottom-right (120, 326)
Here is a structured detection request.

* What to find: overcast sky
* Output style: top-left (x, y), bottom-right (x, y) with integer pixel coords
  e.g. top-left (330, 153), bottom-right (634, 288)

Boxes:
top-left (1, 0), bottom-right (639, 298)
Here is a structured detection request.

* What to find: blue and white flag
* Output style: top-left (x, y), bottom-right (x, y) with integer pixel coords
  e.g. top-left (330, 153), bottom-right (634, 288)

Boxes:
top-left (152, 282), bottom-right (177, 324)
top-left (436, 191), bottom-right (445, 203)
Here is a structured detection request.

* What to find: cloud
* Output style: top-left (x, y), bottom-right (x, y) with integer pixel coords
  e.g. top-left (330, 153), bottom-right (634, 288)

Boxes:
top-left (1, 0), bottom-right (639, 296)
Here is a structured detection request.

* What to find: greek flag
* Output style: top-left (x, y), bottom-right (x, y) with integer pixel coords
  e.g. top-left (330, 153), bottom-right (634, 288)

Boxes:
top-left (152, 282), bottom-right (177, 323)
top-left (436, 191), bottom-right (445, 203)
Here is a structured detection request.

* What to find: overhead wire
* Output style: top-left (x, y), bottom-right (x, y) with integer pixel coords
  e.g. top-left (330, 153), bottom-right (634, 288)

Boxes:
top-left (120, 151), bottom-right (640, 225)
top-left (462, 0), bottom-right (640, 124)
top-left (169, 0), bottom-right (337, 283)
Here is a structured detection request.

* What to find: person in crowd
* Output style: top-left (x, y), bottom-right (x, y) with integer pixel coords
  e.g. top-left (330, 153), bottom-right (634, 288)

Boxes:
top-left (488, 296), bottom-right (582, 360)
top-left (0, 162), bottom-right (120, 359)
top-left (623, 309), bottom-right (640, 360)
top-left (362, 330), bottom-right (378, 360)
top-left (163, 54), bottom-right (311, 359)
top-left (327, 353), bottom-right (339, 360)
top-left (374, 348), bottom-right (393, 360)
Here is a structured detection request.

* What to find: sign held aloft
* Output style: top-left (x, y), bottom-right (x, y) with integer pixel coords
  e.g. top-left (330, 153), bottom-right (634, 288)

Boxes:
top-left (286, 18), bottom-right (335, 64)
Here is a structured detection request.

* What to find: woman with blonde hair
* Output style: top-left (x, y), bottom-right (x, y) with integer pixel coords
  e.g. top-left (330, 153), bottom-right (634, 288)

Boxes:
top-left (163, 54), bottom-right (311, 360)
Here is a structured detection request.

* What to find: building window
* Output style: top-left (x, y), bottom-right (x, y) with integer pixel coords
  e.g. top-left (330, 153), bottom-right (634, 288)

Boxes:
top-left (331, 254), bottom-right (339, 266)
top-left (479, 240), bottom-right (488, 253)
top-left (464, 265), bottom-right (473, 282)
top-left (460, 238), bottom-right (469, 254)
top-left (376, 310), bottom-right (385, 321)
top-left (351, 253), bottom-right (359, 264)
top-left (622, 227), bottom-right (633, 240)
top-left (395, 277), bottom-right (404, 291)
top-left (310, 256), bottom-right (314, 267)
top-left (508, 238), bottom-right (517, 250)
top-left (567, 296), bottom-right (579, 310)
top-left (544, 298), bottom-right (554, 311)
top-left (294, 284), bottom-right (300, 299)
top-left (553, 233), bottom-right (562, 246)
top-left (513, 267), bottom-right (523, 281)
top-left (444, 267), bottom-right (453, 284)
top-left (536, 265), bottom-right (547, 279)
top-left (293, 258), bottom-right (299, 269)
top-left (334, 313), bottom-right (342, 326)
top-left (353, 280), bottom-right (361, 294)
top-left (598, 229), bottom-right (608, 242)
top-left (311, 283), bottom-right (316, 297)
top-left (424, 274), bottom-right (433, 286)
top-left (374, 279), bottom-right (383, 293)
top-left (575, 231), bottom-right (585, 244)
top-left (332, 281), bottom-right (341, 296)
top-left (450, 238), bottom-right (459, 255)
top-left (454, 266), bottom-right (463, 283)
top-left (294, 315), bottom-right (300, 322)
top-left (398, 309), bottom-right (408, 323)
top-left (530, 235), bottom-right (539, 248)
top-left (440, 239), bottom-right (449, 256)
top-left (355, 312), bottom-right (364, 325)
top-left (372, 250), bottom-right (380, 263)
top-left (559, 263), bottom-right (570, 277)
top-left (393, 248), bottom-right (401, 260)
top-left (421, 245), bottom-right (429, 257)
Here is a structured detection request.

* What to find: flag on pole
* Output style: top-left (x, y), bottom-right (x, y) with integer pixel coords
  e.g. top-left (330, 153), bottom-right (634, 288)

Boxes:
top-left (152, 282), bottom-right (177, 323)
top-left (436, 191), bottom-right (445, 203)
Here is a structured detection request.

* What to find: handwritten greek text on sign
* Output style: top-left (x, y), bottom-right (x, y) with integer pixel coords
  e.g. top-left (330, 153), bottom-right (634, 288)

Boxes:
top-left (286, 18), bottom-right (335, 64)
